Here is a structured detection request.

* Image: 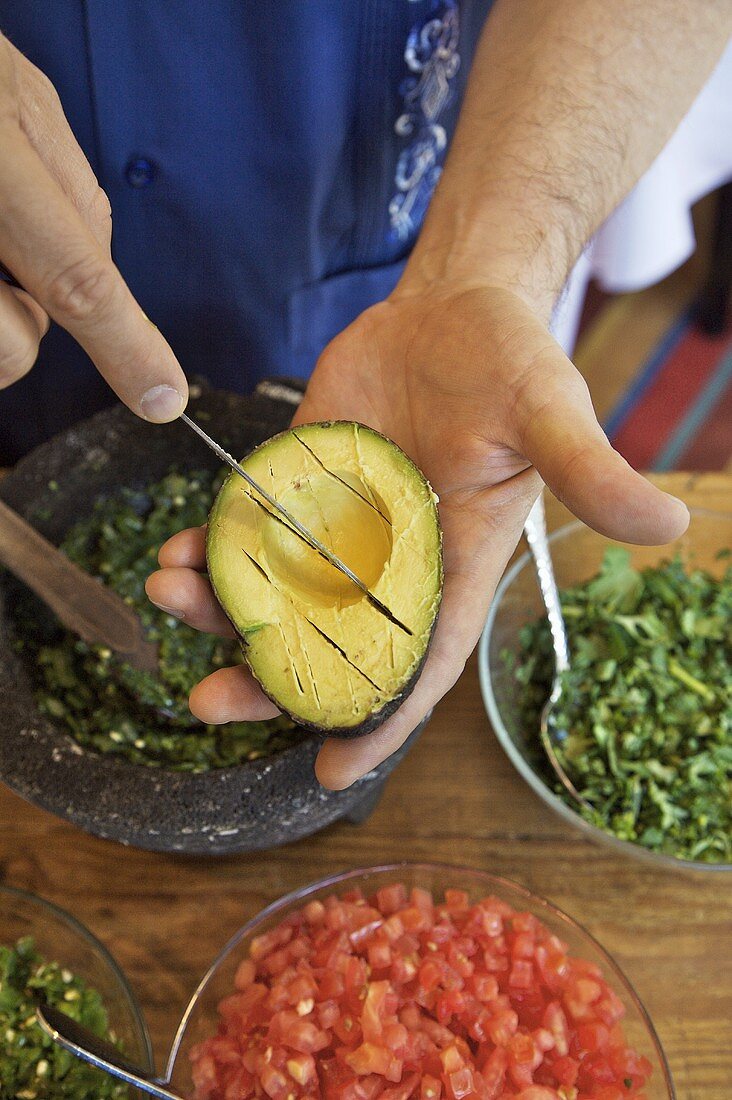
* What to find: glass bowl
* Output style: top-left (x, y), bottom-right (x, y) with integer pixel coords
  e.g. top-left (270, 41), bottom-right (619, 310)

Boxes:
top-left (478, 508), bottom-right (732, 873)
top-left (165, 862), bottom-right (674, 1098)
top-left (0, 885), bottom-right (153, 1095)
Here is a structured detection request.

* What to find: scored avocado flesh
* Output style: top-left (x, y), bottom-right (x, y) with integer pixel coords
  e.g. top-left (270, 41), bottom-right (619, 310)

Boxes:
top-left (206, 422), bottom-right (443, 734)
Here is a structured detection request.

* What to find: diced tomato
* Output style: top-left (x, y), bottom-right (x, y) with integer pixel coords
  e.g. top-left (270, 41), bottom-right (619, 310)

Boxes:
top-left (362, 981), bottom-right (391, 1040)
top-left (411, 888), bottom-right (434, 912)
top-left (343, 956), bottom-right (369, 992)
top-left (346, 1042), bottom-right (395, 1076)
top-left (477, 906), bottom-right (504, 938)
top-left (391, 954), bottom-right (418, 984)
top-left (401, 906), bottom-right (432, 933)
top-left (509, 960), bottom-right (534, 989)
top-left (369, 938), bottom-right (393, 971)
top-left (445, 890), bottom-right (470, 912)
top-left (470, 973), bottom-right (499, 1003)
top-left (377, 884), bottom-right (408, 914)
top-left (547, 1054), bottom-right (578, 1087)
top-left (487, 1007), bottom-right (519, 1047)
top-left (436, 989), bottom-right (467, 1025)
top-left (421, 1074), bottom-right (443, 1100)
top-left (512, 932), bottom-right (536, 959)
top-left (190, 884), bottom-right (653, 1100)
top-left (563, 977), bottom-right (602, 1022)
top-left (507, 1032), bottom-right (539, 1089)
top-left (320, 971), bottom-right (346, 1000)
top-left (447, 1066), bottom-right (478, 1100)
top-left (383, 915), bottom-right (406, 942)
top-left (480, 1046), bottom-right (508, 1098)
top-left (280, 1016), bottom-right (330, 1054)
top-left (332, 1013), bottom-right (361, 1045)
top-left (319, 999), bottom-right (341, 1029)
top-left (577, 1021), bottom-right (610, 1053)
top-left (303, 899), bottom-right (326, 925)
top-left (286, 1052), bottom-right (316, 1086)
top-left (382, 1073), bottom-right (420, 1100)
top-left (543, 1003), bottom-right (570, 1057)
top-left (440, 1045), bottom-right (466, 1074)
top-left (259, 1062), bottom-right (290, 1100)
top-left (234, 958), bottom-right (257, 989)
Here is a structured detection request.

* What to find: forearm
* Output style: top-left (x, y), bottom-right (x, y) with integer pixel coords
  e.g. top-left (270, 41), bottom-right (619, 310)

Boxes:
top-left (402, 0), bottom-right (732, 317)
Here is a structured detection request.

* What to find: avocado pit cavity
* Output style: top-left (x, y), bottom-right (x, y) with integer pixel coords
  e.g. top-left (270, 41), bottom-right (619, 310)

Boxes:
top-left (261, 470), bottom-right (393, 607)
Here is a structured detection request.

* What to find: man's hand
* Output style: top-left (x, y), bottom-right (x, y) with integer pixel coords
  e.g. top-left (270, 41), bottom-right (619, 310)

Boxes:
top-left (148, 0), bottom-right (725, 789)
top-left (146, 281), bottom-right (688, 788)
top-left (0, 34), bottom-right (186, 419)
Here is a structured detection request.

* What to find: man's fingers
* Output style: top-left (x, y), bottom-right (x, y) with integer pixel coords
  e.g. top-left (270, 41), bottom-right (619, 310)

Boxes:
top-left (145, 567), bottom-right (235, 636)
top-left (0, 283), bottom-right (49, 386)
top-left (190, 666), bottom-right (281, 724)
top-left (0, 125), bottom-right (187, 420)
top-left (158, 526), bottom-right (207, 569)
top-left (512, 326), bottom-right (688, 545)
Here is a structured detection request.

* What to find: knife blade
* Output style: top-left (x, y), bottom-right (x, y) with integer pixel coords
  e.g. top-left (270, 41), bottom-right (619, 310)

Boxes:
top-left (180, 413), bottom-right (412, 635)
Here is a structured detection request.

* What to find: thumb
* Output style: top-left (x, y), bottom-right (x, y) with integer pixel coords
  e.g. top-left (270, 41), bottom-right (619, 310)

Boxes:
top-left (515, 334), bottom-right (688, 545)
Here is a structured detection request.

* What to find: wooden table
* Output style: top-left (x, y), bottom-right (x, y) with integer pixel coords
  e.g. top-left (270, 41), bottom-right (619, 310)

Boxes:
top-left (1, 472), bottom-right (729, 1099)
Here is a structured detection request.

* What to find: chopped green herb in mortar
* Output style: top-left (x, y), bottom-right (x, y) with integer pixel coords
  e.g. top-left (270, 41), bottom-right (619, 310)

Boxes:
top-left (13, 469), bottom-right (304, 771)
top-left (507, 548), bottom-right (731, 863)
top-left (0, 936), bottom-right (126, 1098)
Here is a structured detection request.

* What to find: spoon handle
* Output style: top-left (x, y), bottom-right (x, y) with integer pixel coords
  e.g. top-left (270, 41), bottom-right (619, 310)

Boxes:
top-left (523, 495), bottom-right (570, 674)
top-left (37, 1003), bottom-right (185, 1100)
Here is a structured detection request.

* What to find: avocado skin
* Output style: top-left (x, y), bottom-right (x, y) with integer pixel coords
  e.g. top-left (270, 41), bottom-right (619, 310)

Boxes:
top-left (206, 420), bottom-right (443, 739)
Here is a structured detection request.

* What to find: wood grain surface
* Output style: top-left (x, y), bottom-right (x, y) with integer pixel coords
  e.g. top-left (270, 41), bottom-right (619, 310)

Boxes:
top-left (0, 472), bottom-right (730, 1100)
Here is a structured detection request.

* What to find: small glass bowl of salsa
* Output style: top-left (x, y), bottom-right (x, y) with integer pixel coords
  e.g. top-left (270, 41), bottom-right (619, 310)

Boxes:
top-left (0, 885), bottom-right (153, 1096)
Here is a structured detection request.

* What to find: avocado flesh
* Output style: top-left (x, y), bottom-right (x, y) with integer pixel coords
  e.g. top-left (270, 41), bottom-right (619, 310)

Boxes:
top-left (206, 422), bottom-right (443, 735)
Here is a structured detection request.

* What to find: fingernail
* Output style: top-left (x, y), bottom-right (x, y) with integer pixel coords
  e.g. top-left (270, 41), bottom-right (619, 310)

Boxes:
top-left (152, 602), bottom-right (186, 620)
top-left (140, 384), bottom-right (186, 423)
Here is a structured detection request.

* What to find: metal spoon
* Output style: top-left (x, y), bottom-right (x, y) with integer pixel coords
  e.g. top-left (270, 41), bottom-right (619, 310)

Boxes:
top-left (523, 496), bottom-right (593, 812)
top-left (36, 1002), bottom-right (184, 1100)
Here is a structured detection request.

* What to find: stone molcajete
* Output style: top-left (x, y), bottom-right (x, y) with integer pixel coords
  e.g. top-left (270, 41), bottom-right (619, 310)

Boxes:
top-left (0, 386), bottom-right (428, 854)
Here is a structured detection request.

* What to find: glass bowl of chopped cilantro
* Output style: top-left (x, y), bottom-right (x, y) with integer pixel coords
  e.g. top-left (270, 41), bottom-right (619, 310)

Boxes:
top-left (0, 885), bottom-right (151, 1097)
top-left (479, 509), bottom-right (732, 871)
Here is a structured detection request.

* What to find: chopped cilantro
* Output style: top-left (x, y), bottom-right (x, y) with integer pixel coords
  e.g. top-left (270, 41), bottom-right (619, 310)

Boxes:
top-left (13, 469), bottom-right (305, 771)
top-left (508, 548), bottom-right (731, 863)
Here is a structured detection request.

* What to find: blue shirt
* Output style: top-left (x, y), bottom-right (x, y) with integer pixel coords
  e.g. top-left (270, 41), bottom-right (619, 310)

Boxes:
top-left (0, 1), bottom-right (491, 462)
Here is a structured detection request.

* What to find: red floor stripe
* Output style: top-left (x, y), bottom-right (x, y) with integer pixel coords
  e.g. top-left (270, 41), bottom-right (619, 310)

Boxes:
top-left (611, 327), bottom-right (731, 469)
top-left (675, 374), bottom-right (732, 470)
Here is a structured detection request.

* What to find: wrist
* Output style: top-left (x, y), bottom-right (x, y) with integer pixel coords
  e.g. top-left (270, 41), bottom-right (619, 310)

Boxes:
top-left (395, 190), bottom-right (579, 325)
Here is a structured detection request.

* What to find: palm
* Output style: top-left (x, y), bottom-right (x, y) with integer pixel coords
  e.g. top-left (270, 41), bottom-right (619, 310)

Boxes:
top-left (148, 284), bottom-right (688, 788)
top-left (288, 288), bottom-right (543, 782)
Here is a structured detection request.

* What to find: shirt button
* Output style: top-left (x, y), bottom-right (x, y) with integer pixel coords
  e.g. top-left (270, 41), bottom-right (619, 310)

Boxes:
top-left (125, 157), bottom-right (156, 188)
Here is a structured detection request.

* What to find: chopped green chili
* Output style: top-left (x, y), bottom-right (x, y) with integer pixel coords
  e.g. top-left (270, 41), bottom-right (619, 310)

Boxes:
top-left (507, 548), bottom-right (731, 863)
top-left (13, 469), bottom-right (305, 771)
top-left (0, 936), bottom-right (126, 1098)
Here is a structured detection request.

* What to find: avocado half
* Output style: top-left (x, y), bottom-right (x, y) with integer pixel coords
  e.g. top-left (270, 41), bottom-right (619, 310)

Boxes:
top-left (206, 422), bottom-right (443, 737)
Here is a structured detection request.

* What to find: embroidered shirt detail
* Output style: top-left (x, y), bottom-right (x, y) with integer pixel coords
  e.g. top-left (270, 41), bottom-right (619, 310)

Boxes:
top-left (389, 0), bottom-right (461, 242)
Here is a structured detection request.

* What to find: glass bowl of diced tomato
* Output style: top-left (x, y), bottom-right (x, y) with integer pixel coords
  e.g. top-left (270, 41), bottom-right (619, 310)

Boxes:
top-left (165, 863), bottom-right (673, 1099)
